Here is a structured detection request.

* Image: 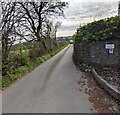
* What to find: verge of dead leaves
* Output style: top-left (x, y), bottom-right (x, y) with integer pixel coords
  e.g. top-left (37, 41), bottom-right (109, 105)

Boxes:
top-left (78, 72), bottom-right (120, 113)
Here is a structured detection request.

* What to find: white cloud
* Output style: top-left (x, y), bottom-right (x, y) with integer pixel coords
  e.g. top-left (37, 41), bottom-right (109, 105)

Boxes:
top-left (62, 0), bottom-right (120, 2)
top-left (57, 30), bottom-right (76, 37)
top-left (57, 0), bottom-right (119, 37)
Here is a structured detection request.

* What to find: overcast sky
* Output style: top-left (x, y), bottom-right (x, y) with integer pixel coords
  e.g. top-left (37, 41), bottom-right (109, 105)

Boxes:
top-left (56, 0), bottom-right (119, 37)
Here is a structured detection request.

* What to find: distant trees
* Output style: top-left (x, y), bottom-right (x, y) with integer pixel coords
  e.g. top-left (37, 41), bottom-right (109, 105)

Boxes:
top-left (54, 21), bottom-right (62, 40)
top-left (1, 0), bottom-right (68, 76)
top-left (43, 20), bottom-right (62, 50)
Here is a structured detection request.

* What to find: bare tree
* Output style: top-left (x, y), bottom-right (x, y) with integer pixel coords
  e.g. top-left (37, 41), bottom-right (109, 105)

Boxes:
top-left (16, 1), bottom-right (68, 49)
top-left (44, 19), bottom-right (53, 40)
top-left (43, 19), bottom-right (55, 51)
top-left (54, 21), bottom-right (62, 40)
top-left (1, 1), bottom-right (23, 76)
top-left (1, 0), bottom-right (68, 76)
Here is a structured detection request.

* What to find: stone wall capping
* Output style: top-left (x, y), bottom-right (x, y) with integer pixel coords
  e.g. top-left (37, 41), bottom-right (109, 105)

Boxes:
top-left (92, 68), bottom-right (120, 101)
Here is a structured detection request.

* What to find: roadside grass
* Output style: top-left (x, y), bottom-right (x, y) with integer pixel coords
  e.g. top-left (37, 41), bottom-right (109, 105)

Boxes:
top-left (0, 76), bottom-right (2, 89)
top-left (2, 44), bottom-right (68, 89)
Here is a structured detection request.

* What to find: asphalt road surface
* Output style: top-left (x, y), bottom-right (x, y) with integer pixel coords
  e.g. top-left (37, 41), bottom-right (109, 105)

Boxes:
top-left (3, 45), bottom-right (95, 113)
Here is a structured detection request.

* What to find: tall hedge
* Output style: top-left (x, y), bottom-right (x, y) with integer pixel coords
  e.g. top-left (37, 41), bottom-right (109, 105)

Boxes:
top-left (74, 16), bottom-right (120, 43)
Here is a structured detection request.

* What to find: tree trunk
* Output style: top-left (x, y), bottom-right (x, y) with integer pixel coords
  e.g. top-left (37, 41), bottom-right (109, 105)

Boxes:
top-left (35, 32), bottom-right (47, 50)
top-left (2, 35), bottom-right (9, 76)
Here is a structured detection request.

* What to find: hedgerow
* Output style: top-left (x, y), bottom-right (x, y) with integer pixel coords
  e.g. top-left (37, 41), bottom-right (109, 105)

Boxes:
top-left (74, 16), bottom-right (120, 43)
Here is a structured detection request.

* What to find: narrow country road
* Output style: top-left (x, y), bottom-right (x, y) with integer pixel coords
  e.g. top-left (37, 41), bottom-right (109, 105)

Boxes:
top-left (3, 45), bottom-right (95, 113)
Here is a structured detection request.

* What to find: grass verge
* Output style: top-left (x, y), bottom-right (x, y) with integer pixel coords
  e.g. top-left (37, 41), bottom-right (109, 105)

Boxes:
top-left (2, 44), bottom-right (68, 89)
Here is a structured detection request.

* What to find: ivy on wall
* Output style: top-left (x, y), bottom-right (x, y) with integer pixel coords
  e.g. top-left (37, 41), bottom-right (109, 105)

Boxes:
top-left (73, 16), bottom-right (120, 43)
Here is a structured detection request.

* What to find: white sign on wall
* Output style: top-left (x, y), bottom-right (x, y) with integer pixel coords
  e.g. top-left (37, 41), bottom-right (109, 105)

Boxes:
top-left (105, 44), bottom-right (115, 49)
top-left (109, 49), bottom-right (114, 54)
top-left (105, 44), bottom-right (115, 54)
